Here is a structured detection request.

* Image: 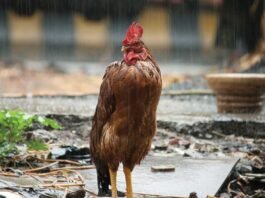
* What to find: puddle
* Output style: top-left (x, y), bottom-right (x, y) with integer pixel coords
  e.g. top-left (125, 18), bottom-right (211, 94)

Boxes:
top-left (82, 155), bottom-right (238, 197)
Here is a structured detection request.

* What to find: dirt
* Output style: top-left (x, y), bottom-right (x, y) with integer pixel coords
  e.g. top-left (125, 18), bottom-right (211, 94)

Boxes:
top-left (0, 65), bottom-right (102, 96)
top-left (1, 94), bottom-right (264, 138)
top-left (0, 108), bottom-right (264, 197)
top-left (24, 114), bottom-right (265, 197)
top-left (0, 64), bottom-right (184, 96)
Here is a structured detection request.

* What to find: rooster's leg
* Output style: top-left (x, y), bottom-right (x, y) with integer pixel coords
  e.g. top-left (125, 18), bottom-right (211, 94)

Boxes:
top-left (109, 168), bottom-right (117, 198)
top-left (124, 167), bottom-right (133, 198)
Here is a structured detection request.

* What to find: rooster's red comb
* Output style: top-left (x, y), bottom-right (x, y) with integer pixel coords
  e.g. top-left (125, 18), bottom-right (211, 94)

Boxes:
top-left (122, 22), bottom-right (143, 46)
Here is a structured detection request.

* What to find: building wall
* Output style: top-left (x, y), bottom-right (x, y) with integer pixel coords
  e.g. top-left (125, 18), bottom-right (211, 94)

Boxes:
top-left (0, 5), bottom-right (219, 62)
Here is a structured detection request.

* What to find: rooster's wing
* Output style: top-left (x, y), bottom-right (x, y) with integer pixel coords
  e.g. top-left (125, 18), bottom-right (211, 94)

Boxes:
top-left (90, 62), bottom-right (118, 150)
top-left (89, 62), bottom-right (119, 195)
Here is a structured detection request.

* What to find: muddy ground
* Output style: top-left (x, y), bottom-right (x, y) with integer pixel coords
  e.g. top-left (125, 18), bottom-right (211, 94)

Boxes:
top-left (0, 94), bottom-right (264, 197)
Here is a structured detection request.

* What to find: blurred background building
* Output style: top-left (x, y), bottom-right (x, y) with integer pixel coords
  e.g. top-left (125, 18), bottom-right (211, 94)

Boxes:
top-left (0, 0), bottom-right (263, 67)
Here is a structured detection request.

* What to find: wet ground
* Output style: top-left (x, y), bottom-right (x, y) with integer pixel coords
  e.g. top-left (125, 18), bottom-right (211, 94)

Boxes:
top-left (0, 94), bottom-right (264, 116)
top-left (0, 155), bottom-right (237, 197)
top-left (0, 78), bottom-right (265, 197)
top-left (0, 93), bottom-right (264, 197)
top-left (1, 94), bottom-right (264, 138)
top-left (83, 156), bottom-right (238, 197)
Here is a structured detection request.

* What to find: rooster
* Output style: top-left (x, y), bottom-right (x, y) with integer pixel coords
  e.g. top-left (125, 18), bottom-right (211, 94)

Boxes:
top-left (89, 22), bottom-right (162, 198)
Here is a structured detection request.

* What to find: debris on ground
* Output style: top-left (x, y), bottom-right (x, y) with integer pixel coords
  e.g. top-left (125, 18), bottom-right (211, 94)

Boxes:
top-left (50, 146), bottom-right (91, 165)
top-left (0, 75), bottom-right (264, 197)
top-left (151, 165), bottom-right (175, 172)
top-left (152, 129), bottom-right (265, 197)
top-left (0, 151), bottom-right (96, 197)
top-left (2, 113), bottom-right (264, 197)
top-left (0, 110), bottom-right (264, 197)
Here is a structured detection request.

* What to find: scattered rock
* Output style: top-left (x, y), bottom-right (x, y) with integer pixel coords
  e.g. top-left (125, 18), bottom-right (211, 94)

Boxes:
top-left (189, 192), bottom-right (198, 198)
top-left (169, 137), bottom-right (190, 148)
top-left (0, 190), bottom-right (23, 198)
top-left (236, 164), bottom-right (252, 174)
top-left (154, 145), bottom-right (168, 151)
top-left (168, 137), bottom-right (180, 145)
top-left (66, 189), bottom-right (86, 198)
top-left (183, 150), bottom-right (203, 158)
top-left (151, 165), bottom-right (175, 172)
top-left (26, 129), bottom-right (57, 143)
top-left (50, 146), bottom-right (91, 164)
top-left (173, 147), bottom-right (185, 155)
top-left (220, 193), bottom-right (230, 198)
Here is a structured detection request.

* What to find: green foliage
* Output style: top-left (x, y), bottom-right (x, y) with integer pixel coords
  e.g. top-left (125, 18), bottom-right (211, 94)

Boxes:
top-left (26, 139), bottom-right (48, 151)
top-left (0, 142), bottom-right (17, 159)
top-left (0, 110), bottom-right (62, 159)
top-left (36, 117), bottom-right (62, 130)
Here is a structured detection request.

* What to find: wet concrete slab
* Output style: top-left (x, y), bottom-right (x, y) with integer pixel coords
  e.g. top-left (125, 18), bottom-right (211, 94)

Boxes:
top-left (82, 155), bottom-right (238, 197)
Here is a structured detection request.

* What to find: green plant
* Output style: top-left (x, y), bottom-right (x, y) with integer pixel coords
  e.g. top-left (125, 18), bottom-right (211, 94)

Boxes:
top-left (0, 110), bottom-right (62, 159)
top-left (26, 139), bottom-right (49, 151)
